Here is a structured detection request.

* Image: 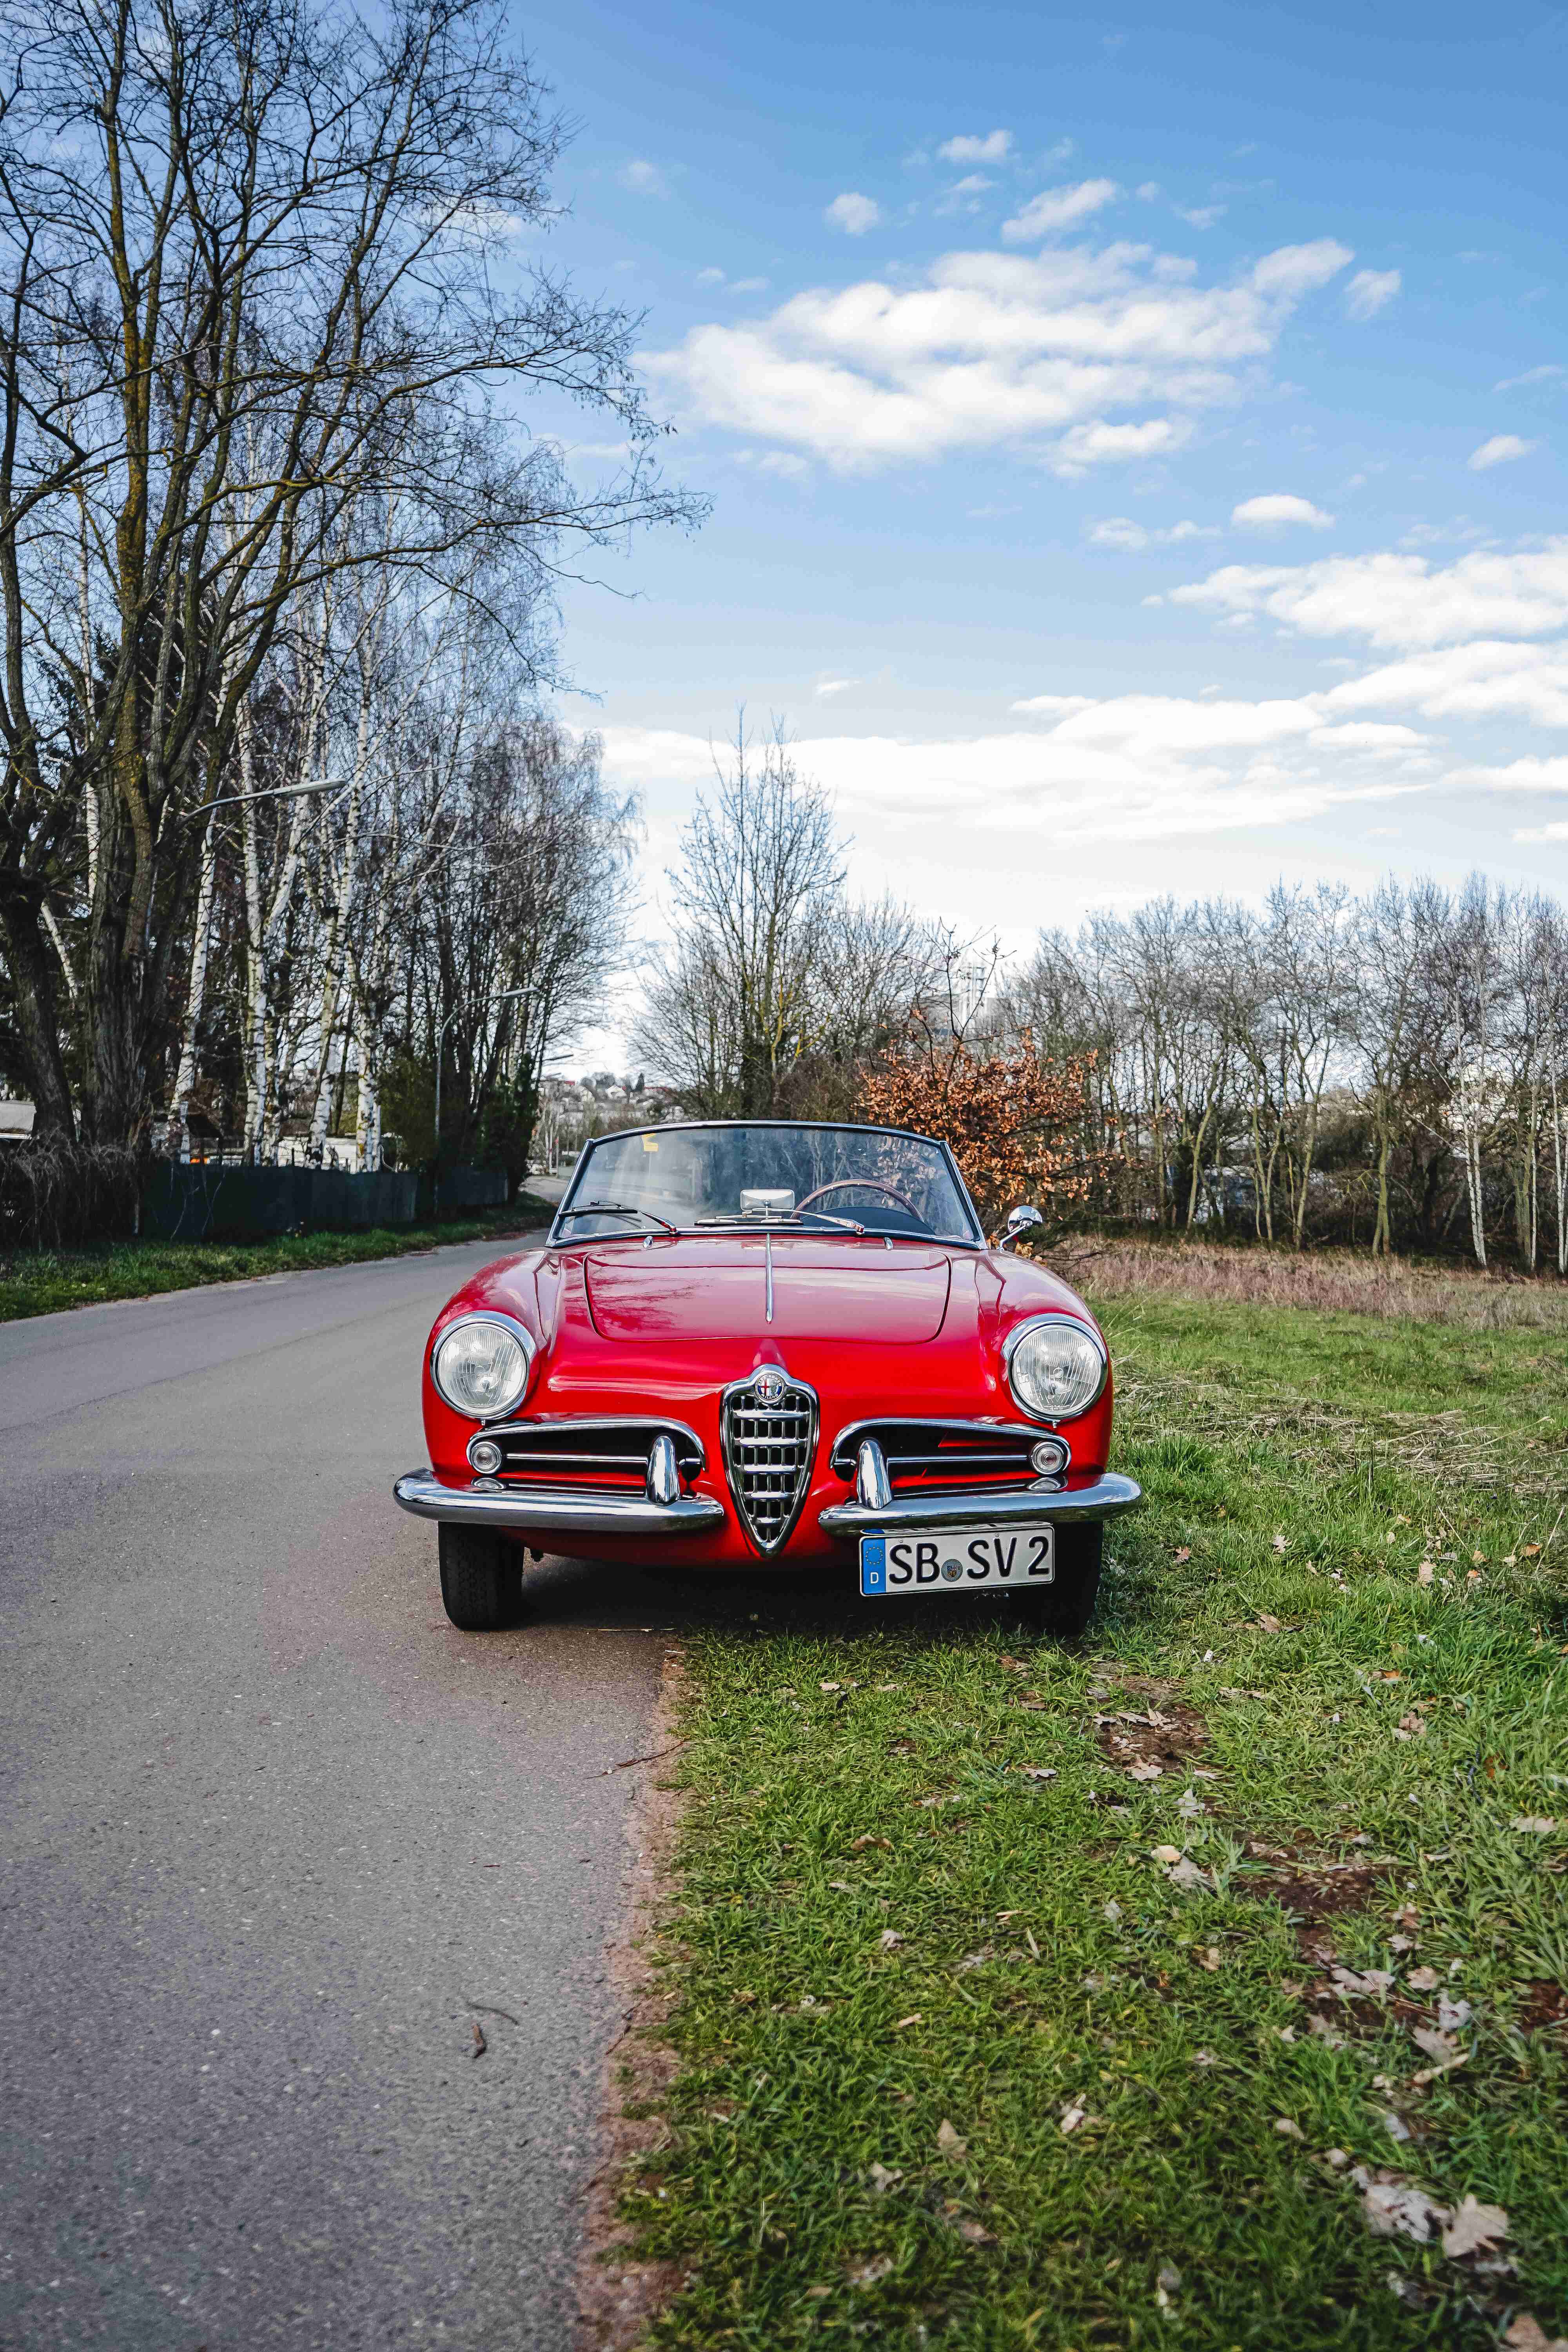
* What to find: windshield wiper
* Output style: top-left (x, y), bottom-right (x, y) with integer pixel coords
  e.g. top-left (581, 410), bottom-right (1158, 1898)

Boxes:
top-left (556, 1201), bottom-right (679, 1235)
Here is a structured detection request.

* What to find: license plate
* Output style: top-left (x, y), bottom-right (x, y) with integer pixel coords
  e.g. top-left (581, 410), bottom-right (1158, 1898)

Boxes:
top-left (860, 1526), bottom-right (1055, 1597)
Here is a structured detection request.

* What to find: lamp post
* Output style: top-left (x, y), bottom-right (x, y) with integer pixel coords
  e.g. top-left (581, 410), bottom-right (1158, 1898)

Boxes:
top-left (432, 985), bottom-right (525, 1219)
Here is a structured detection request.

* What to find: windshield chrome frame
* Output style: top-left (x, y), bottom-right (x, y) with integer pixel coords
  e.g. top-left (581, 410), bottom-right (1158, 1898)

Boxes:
top-left (547, 1118), bottom-right (985, 1250)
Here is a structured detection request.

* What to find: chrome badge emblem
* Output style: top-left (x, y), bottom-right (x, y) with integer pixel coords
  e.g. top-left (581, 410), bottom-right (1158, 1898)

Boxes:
top-left (752, 1369), bottom-right (788, 1406)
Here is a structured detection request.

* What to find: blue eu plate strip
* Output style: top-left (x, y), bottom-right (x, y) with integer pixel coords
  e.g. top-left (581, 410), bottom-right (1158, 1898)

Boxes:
top-left (860, 1537), bottom-right (887, 1597)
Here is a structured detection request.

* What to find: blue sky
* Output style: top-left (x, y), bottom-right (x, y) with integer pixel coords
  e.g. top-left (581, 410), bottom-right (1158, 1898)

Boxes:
top-left (504, 0), bottom-right (1567, 1062)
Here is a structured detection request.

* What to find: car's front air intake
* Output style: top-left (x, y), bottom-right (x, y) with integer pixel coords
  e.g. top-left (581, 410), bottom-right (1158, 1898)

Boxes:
top-left (720, 1368), bottom-right (818, 1554)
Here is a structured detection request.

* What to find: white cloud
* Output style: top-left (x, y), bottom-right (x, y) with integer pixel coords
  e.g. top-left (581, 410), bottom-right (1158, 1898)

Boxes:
top-left (1250, 240), bottom-right (1355, 299)
top-left (652, 236), bottom-right (1354, 471)
top-left (825, 191), bottom-right (882, 236)
top-left (1446, 755), bottom-right (1568, 795)
top-left (1514, 820), bottom-right (1568, 841)
top-left (814, 676), bottom-right (862, 699)
top-left (1002, 178), bottom-right (1120, 241)
top-left (729, 277), bottom-right (769, 294)
top-left (939, 129), bottom-right (1013, 165)
top-left (1232, 493), bottom-right (1335, 530)
top-left (621, 158), bottom-right (670, 199)
top-left (1322, 640), bottom-right (1568, 728)
top-left (935, 173), bottom-right (994, 215)
top-left (1469, 433), bottom-right (1538, 470)
top-left (1052, 417), bottom-right (1191, 475)
top-left (695, 266), bottom-right (726, 287)
top-left (1088, 516), bottom-right (1217, 549)
top-left (601, 698), bottom-right (1424, 850)
top-left (1175, 204), bottom-right (1226, 230)
top-left (1135, 181), bottom-right (1163, 201)
top-left (1172, 540), bottom-right (1568, 650)
top-left (1494, 364), bottom-right (1566, 392)
top-left (1345, 267), bottom-right (1401, 320)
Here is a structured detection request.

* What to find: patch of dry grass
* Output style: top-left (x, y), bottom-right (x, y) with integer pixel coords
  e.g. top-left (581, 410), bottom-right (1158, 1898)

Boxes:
top-left (1049, 1234), bottom-right (1568, 1329)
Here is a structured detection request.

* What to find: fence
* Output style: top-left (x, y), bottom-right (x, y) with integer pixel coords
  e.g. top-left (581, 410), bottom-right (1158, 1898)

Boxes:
top-left (141, 1161), bottom-right (505, 1242)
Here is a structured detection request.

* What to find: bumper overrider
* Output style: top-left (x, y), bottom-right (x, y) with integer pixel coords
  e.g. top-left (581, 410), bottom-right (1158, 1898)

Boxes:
top-left (392, 1467), bottom-right (1141, 1539)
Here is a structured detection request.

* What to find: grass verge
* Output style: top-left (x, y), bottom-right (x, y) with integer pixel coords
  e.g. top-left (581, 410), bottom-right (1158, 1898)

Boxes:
top-left (613, 1296), bottom-right (1568, 2349)
top-left (0, 1196), bottom-right (554, 1320)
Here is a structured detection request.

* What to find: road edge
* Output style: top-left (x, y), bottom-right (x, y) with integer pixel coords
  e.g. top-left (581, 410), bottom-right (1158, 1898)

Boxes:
top-left (575, 1642), bottom-right (693, 2352)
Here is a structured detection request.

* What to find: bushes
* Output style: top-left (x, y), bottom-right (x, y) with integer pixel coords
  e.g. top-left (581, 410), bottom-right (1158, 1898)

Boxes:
top-left (0, 1140), bottom-right (142, 1252)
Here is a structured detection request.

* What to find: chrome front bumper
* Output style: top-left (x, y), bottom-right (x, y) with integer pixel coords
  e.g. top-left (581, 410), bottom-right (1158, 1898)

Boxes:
top-left (817, 1470), bottom-right (1142, 1537)
top-left (393, 1470), bottom-right (727, 1537)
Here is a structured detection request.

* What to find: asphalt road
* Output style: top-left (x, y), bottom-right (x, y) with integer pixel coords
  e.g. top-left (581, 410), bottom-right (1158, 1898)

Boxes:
top-left (0, 1241), bottom-right (676, 2351)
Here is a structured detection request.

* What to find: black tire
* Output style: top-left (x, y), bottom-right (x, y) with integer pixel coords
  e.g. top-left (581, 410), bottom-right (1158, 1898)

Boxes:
top-left (438, 1523), bottom-right (524, 1631)
top-left (1017, 1520), bottom-right (1103, 1637)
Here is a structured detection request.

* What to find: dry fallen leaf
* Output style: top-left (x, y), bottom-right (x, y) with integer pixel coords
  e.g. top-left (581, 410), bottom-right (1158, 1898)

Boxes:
top-left (1406, 1964), bottom-right (1440, 1991)
top-left (1151, 1844), bottom-right (1183, 1864)
top-left (828, 1880), bottom-right (854, 1892)
top-left (1441, 2196), bottom-right (1509, 2260)
top-left (867, 2163), bottom-right (902, 2195)
top-left (1173, 1546), bottom-right (1191, 1563)
top-left (1437, 1994), bottom-right (1472, 2034)
top-left (1356, 2171), bottom-right (1448, 2243)
top-left (1381, 2111), bottom-right (1412, 2144)
top-left (1258, 1613), bottom-right (1282, 1633)
top-left (936, 2119), bottom-right (967, 2160)
top-left (1272, 1533), bottom-right (1288, 1554)
top-left (1411, 2025), bottom-right (1461, 2065)
top-left (956, 2218), bottom-right (995, 2245)
top-left (471, 2021), bottom-right (487, 2060)
top-left (879, 1928), bottom-right (904, 1950)
top-left (1504, 2318), bottom-right (1568, 2352)
top-left (1176, 1787), bottom-right (1205, 1818)
top-left (1198, 1946), bottom-right (1222, 1972)
top-left (1511, 1815), bottom-right (1557, 1835)
top-left (1103, 1899), bottom-right (1123, 1924)
top-left (1417, 1560), bottom-right (1435, 1584)
top-left (1167, 1855), bottom-right (1210, 1894)
top-left (1127, 1759), bottom-right (1163, 1781)
top-left (845, 2254), bottom-right (893, 2287)
top-left (1059, 2103), bottom-right (1087, 2134)
top-left (1274, 2116), bottom-right (1305, 2140)
top-left (893, 2013), bottom-right (922, 2029)
top-left (1020, 1765), bottom-right (1058, 1782)
top-left (1191, 2048), bottom-right (1216, 2066)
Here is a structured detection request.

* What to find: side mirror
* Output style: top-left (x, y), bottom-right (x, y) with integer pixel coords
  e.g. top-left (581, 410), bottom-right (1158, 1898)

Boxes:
top-left (998, 1203), bottom-right (1044, 1252)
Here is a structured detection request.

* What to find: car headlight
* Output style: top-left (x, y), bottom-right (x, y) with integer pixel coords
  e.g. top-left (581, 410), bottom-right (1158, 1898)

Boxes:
top-left (1004, 1314), bottom-right (1107, 1422)
top-left (430, 1313), bottom-right (533, 1420)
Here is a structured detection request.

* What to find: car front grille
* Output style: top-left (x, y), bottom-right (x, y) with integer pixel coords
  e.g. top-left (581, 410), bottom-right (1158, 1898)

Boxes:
top-left (829, 1419), bottom-right (1065, 1495)
top-left (471, 1418), bottom-right (703, 1493)
top-left (720, 1370), bottom-right (818, 1553)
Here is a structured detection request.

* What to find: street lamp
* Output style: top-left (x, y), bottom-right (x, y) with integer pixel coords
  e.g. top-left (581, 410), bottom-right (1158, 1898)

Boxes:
top-left (432, 986), bottom-right (525, 1218)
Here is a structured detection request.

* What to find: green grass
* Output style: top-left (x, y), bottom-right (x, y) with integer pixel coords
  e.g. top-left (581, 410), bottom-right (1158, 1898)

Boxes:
top-left (619, 1297), bottom-right (1568, 2349)
top-left (0, 1195), bottom-right (555, 1319)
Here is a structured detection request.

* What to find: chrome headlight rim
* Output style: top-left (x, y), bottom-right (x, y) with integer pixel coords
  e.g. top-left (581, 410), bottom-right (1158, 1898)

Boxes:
top-left (429, 1309), bottom-right (535, 1423)
top-left (1001, 1312), bottom-right (1108, 1425)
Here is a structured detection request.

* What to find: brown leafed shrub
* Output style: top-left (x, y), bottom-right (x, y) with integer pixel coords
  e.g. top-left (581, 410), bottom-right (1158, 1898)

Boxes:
top-left (862, 1027), bottom-right (1101, 1230)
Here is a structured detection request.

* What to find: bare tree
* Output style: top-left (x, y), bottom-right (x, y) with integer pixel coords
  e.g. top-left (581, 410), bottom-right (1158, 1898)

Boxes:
top-left (635, 720), bottom-right (845, 1116)
top-left (0, 0), bottom-right (702, 1140)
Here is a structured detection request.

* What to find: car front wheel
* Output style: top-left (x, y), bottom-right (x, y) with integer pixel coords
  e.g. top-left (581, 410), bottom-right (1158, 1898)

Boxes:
top-left (438, 1523), bottom-right (524, 1631)
top-left (1019, 1520), bottom-right (1103, 1637)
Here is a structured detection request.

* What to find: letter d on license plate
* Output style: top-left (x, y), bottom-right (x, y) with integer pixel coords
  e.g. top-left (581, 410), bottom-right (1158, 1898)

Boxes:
top-left (860, 1525), bottom-right (1055, 1597)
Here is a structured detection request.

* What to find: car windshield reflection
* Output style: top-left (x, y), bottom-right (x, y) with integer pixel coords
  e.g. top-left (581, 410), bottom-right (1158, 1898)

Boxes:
top-left (554, 1121), bottom-right (982, 1246)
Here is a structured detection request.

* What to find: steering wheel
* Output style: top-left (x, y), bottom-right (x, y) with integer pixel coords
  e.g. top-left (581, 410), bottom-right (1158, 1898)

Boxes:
top-left (795, 1176), bottom-right (922, 1218)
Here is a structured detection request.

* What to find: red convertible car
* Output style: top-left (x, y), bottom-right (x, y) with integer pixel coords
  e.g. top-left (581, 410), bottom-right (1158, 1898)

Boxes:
top-left (394, 1120), bottom-right (1140, 1633)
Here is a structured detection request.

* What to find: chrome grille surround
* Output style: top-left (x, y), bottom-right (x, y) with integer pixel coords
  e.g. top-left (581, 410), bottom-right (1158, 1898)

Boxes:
top-left (466, 1417), bottom-right (703, 1492)
top-left (720, 1366), bottom-right (819, 1555)
top-left (828, 1417), bottom-right (1068, 1494)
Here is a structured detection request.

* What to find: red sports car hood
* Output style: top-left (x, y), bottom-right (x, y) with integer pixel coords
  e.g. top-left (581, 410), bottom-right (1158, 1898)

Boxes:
top-left (583, 1235), bottom-right (953, 1345)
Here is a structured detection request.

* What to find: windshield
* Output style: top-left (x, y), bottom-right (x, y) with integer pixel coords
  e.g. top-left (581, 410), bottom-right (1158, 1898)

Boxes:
top-left (555, 1122), bottom-right (982, 1245)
